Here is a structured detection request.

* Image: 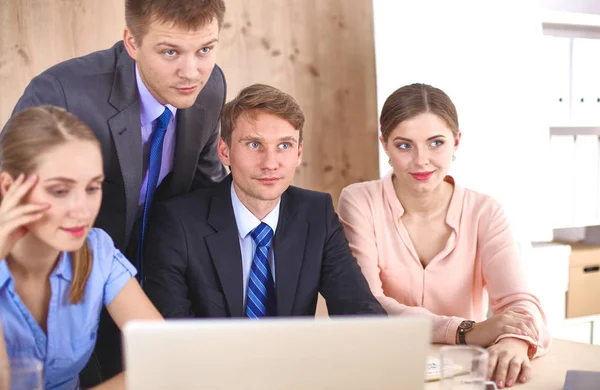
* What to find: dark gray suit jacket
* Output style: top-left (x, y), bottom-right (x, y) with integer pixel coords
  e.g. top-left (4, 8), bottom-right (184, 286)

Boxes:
top-left (145, 175), bottom-right (387, 318)
top-left (8, 41), bottom-right (227, 253)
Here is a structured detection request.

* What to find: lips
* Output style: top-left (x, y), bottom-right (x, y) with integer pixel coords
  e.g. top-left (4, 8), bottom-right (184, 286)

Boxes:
top-left (410, 171), bottom-right (434, 181)
top-left (61, 226), bottom-right (86, 238)
top-left (175, 86), bottom-right (198, 94)
top-left (257, 178), bottom-right (280, 185)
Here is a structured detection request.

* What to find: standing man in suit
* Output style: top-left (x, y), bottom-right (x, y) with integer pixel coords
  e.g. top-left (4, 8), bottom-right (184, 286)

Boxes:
top-left (145, 84), bottom-right (386, 318)
top-left (7, 0), bottom-right (227, 384)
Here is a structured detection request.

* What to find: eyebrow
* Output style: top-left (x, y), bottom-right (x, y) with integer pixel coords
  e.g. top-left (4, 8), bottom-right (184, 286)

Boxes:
top-left (392, 135), bottom-right (446, 142)
top-left (238, 135), bottom-right (298, 143)
top-left (44, 175), bottom-right (105, 184)
top-left (155, 38), bottom-right (219, 49)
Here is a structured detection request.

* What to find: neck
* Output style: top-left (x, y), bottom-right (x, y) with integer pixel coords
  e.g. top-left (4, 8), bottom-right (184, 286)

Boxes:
top-left (6, 234), bottom-right (61, 281)
top-left (393, 175), bottom-right (453, 218)
top-left (233, 183), bottom-right (279, 221)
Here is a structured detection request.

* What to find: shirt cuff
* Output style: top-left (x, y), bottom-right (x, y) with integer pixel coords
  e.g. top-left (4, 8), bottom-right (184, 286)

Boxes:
top-left (446, 317), bottom-right (466, 345)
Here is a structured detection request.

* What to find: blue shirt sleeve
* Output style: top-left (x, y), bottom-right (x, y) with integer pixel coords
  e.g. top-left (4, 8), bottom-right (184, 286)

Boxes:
top-left (87, 228), bottom-right (138, 306)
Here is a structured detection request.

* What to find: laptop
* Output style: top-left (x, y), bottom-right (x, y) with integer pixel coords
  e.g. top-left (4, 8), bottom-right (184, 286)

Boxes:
top-left (122, 316), bottom-right (431, 390)
top-left (564, 370), bottom-right (600, 390)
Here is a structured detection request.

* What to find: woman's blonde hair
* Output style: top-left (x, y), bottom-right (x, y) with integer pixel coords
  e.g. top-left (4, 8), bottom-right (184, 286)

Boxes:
top-left (1, 105), bottom-right (101, 304)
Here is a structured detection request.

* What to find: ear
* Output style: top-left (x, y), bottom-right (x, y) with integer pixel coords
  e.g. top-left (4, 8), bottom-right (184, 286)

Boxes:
top-left (217, 138), bottom-right (231, 167)
top-left (123, 27), bottom-right (139, 61)
top-left (453, 131), bottom-right (462, 153)
top-left (296, 141), bottom-right (303, 166)
top-left (379, 135), bottom-right (391, 158)
top-left (0, 172), bottom-right (14, 198)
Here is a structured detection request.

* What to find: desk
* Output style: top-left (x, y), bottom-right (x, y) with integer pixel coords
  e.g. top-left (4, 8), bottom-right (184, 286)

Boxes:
top-left (425, 339), bottom-right (600, 389)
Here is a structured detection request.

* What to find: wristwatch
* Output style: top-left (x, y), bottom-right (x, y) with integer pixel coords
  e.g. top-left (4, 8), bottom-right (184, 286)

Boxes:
top-left (457, 320), bottom-right (476, 345)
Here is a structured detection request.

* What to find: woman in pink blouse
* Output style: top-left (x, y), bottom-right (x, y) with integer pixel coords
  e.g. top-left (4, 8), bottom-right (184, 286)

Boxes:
top-left (338, 83), bottom-right (550, 389)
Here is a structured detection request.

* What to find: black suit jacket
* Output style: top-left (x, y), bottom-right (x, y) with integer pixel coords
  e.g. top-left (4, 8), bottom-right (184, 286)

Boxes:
top-left (7, 41), bottom-right (227, 253)
top-left (145, 176), bottom-right (386, 317)
top-left (6, 41), bottom-right (227, 384)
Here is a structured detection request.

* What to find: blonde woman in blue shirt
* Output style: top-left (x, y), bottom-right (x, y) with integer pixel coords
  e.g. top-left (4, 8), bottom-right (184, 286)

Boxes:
top-left (0, 106), bottom-right (162, 390)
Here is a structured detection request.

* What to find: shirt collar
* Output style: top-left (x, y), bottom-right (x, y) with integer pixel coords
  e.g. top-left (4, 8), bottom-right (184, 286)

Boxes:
top-left (0, 260), bottom-right (11, 289)
top-left (52, 251), bottom-right (73, 281)
top-left (382, 170), bottom-right (463, 230)
top-left (230, 182), bottom-right (280, 239)
top-left (135, 65), bottom-right (177, 127)
top-left (0, 251), bottom-right (72, 290)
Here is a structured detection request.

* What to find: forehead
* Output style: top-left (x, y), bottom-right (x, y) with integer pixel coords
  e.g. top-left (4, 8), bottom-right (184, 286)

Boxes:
top-left (34, 141), bottom-right (103, 178)
top-left (391, 113), bottom-right (453, 139)
top-left (234, 111), bottom-right (299, 140)
top-left (142, 17), bottom-right (219, 46)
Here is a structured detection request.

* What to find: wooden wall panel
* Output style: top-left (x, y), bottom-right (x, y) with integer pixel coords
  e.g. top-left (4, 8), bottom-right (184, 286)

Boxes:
top-left (0, 0), bottom-right (124, 126)
top-left (0, 0), bottom-right (379, 201)
top-left (218, 0), bottom-right (380, 199)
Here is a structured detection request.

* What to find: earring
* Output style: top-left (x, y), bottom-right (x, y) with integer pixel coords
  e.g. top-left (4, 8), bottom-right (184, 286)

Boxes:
top-left (388, 159), bottom-right (392, 166)
top-left (452, 155), bottom-right (456, 161)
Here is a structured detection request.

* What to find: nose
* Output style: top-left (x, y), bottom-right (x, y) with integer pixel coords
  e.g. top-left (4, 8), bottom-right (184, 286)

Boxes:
top-left (178, 55), bottom-right (200, 81)
top-left (68, 193), bottom-right (94, 221)
top-left (414, 147), bottom-right (430, 167)
top-left (260, 148), bottom-right (279, 171)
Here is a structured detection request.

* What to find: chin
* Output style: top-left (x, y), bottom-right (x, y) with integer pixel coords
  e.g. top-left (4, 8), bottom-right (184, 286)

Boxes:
top-left (170, 95), bottom-right (201, 109)
top-left (50, 237), bottom-right (89, 253)
top-left (256, 188), bottom-right (286, 202)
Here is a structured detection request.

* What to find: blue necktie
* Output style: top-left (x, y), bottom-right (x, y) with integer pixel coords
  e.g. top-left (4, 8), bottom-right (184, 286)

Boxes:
top-left (137, 107), bottom-right (172, 287)
top-left (246, 222), bottom-right (277, 318)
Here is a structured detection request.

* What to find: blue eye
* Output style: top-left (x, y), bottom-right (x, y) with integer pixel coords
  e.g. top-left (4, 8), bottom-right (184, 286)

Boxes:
top-left (164, 50), bottom-right (177, 57)
top-left (249, 142), bottom-right (259, 149)
top-left (431, 140), bottom-right (444, 147)
top-left (279, 142), bottom-right (291, 150)
top-left (199, 47), bottom-right (212, 54)
top-left (53, 190), bottom-right (68, 197)
top-left (397, 143), bottom-right (410, 150)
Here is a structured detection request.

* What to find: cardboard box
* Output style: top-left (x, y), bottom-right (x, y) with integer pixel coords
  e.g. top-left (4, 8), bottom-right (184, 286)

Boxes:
top-left (561, 242), bottom-right (600, 318)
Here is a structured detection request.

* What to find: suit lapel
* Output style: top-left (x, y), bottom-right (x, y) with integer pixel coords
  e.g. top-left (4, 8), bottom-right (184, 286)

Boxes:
top-left (205, 177), bottom-right (244, 317)
top-left (107, 50), bottom-right (142, 240)
top-left (274, 190), bottom-right (307, 316)
top-left (167, 104), bottom-right (206, 197)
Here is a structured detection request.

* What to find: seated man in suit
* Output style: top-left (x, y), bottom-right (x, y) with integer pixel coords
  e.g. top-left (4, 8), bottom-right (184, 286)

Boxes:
top-left (145, 84), bottom-right (386, 318)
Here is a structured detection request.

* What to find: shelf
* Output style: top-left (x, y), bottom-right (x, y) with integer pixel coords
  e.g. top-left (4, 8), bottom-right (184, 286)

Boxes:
top-left (550, 126), bottom-right (600, 136)
top-left (553, 221), bottom-right (600, 230)
top-left (542, 11), bottom-right (600, 30)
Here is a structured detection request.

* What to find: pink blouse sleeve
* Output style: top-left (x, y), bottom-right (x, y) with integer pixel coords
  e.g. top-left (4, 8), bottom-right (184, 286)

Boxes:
top-left (338, 186), bottom-right (465, 345)
top-left (478, 200), bottom-right (551, 358)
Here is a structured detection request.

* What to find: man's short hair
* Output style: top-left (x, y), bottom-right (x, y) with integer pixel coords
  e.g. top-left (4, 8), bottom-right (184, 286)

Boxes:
top-left (126, 0), bottom-right (226, 43)
top-left (220, 84), bottom-right (305, 145)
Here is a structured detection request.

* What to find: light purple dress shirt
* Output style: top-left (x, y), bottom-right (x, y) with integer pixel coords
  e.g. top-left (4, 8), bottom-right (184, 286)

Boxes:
top-left (135, 65), bottom-right (177, 209)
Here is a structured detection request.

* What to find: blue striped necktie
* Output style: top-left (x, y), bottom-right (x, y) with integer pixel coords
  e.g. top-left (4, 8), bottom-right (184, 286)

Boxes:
top-left (137, 107), bottom-right (172, 287)
top-left (246, 222), bottom-right (277, 318)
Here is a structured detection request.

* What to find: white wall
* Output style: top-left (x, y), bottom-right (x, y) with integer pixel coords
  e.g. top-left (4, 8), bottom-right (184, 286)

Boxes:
top-left (372, 0), bottom-right (552, 242)
top-left (541, 0), bottom-right (600, 14)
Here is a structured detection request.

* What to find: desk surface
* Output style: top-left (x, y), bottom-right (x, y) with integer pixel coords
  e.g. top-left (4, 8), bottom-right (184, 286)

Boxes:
top-left (425, 339), bottom-right (600, 390)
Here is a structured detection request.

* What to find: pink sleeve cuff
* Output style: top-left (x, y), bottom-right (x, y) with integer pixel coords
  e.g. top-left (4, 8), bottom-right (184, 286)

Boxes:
top-left (445, 317), bottom-right (466, 345)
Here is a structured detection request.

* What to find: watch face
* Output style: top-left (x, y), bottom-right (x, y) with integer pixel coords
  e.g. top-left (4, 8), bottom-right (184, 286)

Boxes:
top-left (459, 321), bottom-right (474, 330)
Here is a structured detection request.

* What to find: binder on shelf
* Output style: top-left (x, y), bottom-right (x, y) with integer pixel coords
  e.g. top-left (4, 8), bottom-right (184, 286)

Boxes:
top-left (542, 36), bottom-right (571, 126)
top-left (550, 135), bottom-right (576, 228)
top-left (571, 38), bottom-right (600, 126)
top-left (574, 135), bottom-right (599, 222)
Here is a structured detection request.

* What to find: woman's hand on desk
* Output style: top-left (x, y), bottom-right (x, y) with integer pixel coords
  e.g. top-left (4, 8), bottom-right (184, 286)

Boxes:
top-left (487, 338), bottom-right (531, 388)
top-left (465, 311), bottom-right (538, 347)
